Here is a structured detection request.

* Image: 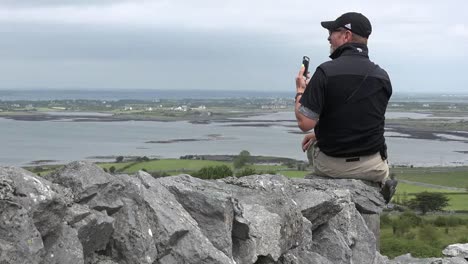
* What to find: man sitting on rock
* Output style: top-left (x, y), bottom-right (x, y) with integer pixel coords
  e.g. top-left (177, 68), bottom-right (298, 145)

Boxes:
top-left (294, 12), bottom-right (397, 203)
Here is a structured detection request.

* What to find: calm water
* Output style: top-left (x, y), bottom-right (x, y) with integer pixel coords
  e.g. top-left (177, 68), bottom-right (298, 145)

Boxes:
top-left (1, 111), bottom-right (468, 167)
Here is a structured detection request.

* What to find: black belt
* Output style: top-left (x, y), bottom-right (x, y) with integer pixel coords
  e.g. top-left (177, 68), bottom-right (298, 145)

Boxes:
top-left (345, 157), bottom-right (360, 162)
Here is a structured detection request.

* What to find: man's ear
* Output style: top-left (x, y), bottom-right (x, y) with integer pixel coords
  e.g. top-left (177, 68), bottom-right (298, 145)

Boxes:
top-left (345, 31), bottom-right (353, 42)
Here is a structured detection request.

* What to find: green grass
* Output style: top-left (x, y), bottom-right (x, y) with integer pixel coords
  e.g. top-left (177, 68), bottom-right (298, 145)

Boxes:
top-left (394, 182), bottom-right (468, 211)
top-left (99, 159), bottom-right (231, 173)
top-left (395, 182), bottom-right (452, 194)
top-left (380, 214), bottom-right (468, 258)
top-left (98, 159), bottom-right (308, 176)
top-left (98, 161), bottom-right (139, 171)
top-left (391, 167), bottom-right (468, 211)
top-left (391, 167), bottom-right (468, 188)
top-left (279, 170), bottom-right (309, 178)
top-left (420, 213), bottom-right (468, 221)
top-left (445, 194), bottom-right (468, 211)
top-left (26, 168), bottom-right (58, 176)
top-left (249, 164), bottom-right (289, 171)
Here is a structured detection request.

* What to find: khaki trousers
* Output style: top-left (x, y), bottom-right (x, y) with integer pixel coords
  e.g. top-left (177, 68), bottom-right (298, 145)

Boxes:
top-left (307, 142), bottom-right (389, 184)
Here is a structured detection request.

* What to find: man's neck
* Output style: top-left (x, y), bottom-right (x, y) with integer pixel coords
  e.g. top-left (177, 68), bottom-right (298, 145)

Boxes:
top-left (329, 42), bottom-right (368, 59)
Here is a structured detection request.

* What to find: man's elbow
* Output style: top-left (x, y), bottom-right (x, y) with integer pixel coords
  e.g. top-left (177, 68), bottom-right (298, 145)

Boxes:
top-left (298, 119), bottom-right (316, 132)
top-left (296, 107), bottom-right (318, 132)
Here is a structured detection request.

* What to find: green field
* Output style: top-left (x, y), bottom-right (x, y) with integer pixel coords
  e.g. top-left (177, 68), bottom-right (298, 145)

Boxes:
top-left (98, 159), bottom-right (305, 176)
top-left (394, 188), bottom-right (468, 211)
top-left (380, 225), bottom-right (468, 258)
top-left (444, 194), bottom-right (468, 211)
top-left (279, 170), bottom-right (309, 178)
top-left (391, 167), bottom-right (468, 188)
top-left (99, 159), bottom-right (231, 174)
top-left (380, 213), bottom-right (468, 258)
top-left (395, 182), bottom-right (451, 194)
top-left (390, 166), bottom-right (468, 211)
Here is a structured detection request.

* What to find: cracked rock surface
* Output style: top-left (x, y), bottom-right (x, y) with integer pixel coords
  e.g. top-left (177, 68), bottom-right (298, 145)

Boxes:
top-left (1, 163), bottom-right (466, 264)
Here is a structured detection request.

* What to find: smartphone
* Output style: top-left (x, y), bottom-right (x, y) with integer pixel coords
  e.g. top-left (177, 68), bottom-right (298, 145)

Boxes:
top-left (302, 56), bottom-right (310, 78)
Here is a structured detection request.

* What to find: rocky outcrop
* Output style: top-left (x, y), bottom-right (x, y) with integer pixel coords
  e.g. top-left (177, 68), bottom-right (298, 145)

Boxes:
top-left (444, 244), bottom-right (468, 259)
top-left (0, 161), bottom-right (466, 264)
top-left (390, 253), bottom-right (467, 264)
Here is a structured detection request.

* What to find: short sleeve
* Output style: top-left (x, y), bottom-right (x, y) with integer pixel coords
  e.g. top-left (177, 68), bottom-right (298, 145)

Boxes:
top-left (299, 67), bottom-right (326, 117)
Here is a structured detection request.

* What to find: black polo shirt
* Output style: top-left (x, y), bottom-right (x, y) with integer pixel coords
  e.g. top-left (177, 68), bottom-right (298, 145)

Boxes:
top-left (299, 42), bottom-right (392, 157)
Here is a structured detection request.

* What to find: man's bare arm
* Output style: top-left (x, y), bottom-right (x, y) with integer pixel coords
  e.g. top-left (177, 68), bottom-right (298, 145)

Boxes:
top-left (295, 65), bottom-right (317, 132)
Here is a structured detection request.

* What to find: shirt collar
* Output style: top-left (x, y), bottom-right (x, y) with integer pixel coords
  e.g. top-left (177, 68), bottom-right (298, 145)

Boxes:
top-left (329, 42), bottom-right (369, 60)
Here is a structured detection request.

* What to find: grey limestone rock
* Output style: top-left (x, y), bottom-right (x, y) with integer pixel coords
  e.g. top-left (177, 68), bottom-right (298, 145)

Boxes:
top-left (390, 253), bottom-right (468, 264)
top-left (290, 187), bottom-right (345, 230)
top-left (86, 254), bottom-right (120, 264)
top-left (274, 217), bottom-right (332, 264)
top-left (81, 179), bottom-right (126, 215)
top-left (0, 200), bottom-right (44, 264)
top-left (65, 203), bottom-right (93, 226)
top-left (310, 190), bottom-right (377, 264)
top-left (373, 252), bottom-right (391, 264)
top-left (300, 174), bottom-right (385, 214)
top-left (0, 177), bottom-right (14, 201)
top-left (221, 174), bottom-right (308, 263)
top-left (70, 209), bottom-right (114, 259)
top-left (104, 173), bottom-right (158, 264)
top-left (40, 224), bottom-right (84, 264)
top-left (0, 166), bottom-right (68, 237)
top-left (135, 171), bottom-right (235, 264)
top-left (44, 161), bottom-right (114, 202)
top-left (157, 174), bottom-right (235, 258)
top-left (443, 243), bottom-right (468, 258)
top-left (3, 162), bottom-right (460, 264)
top-left (278, 249), bottom-right (334, 264)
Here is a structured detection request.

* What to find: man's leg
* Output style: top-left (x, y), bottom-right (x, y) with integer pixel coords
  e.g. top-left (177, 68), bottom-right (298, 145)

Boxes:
top-left (307, 142), bottom-right (329, 177)
top-left (312, 149), bottom-right (389, 183)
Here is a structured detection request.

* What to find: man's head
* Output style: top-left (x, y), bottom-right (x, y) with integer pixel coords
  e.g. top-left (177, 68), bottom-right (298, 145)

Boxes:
top-left (321, 12), bottom-right (372, 53)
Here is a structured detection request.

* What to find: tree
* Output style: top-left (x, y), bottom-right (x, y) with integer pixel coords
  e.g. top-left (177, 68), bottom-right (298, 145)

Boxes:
top-left (109, 166), bottom-right (116, 174)
top-left (115, 156), bottom-right (124, 163)
top-left (137, 156), bottom-right (150, 162)
top-left (408, 192), bottom-right (449, 215)
top-left (233, 150), bottom-right (251, 169)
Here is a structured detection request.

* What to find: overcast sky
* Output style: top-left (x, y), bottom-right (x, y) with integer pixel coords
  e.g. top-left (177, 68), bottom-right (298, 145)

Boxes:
top-left (0, 0), bottom-right (467, 93)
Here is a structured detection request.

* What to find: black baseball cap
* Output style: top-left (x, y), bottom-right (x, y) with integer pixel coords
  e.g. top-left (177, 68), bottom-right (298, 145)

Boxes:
top-left (321, 12), bottom-right (372, 38)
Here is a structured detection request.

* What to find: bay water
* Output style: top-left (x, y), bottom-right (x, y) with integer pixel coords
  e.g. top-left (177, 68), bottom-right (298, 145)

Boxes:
top-left (1, 111), bottom-right (468, 167)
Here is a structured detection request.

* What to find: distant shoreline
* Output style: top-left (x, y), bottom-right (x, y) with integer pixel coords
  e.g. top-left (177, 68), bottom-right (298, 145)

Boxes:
top-left (0, 111), bottom-right (271, 123)
top-left (2, 112), bottom-right (468, 144)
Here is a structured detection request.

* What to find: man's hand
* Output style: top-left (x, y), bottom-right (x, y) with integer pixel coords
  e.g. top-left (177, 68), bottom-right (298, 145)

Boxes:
top-left (295, 64), bottom-right (316, 132)
top-left (301, 133), bottom-right (316, 152)
top-left (295, 65), bottom-right (311, 93)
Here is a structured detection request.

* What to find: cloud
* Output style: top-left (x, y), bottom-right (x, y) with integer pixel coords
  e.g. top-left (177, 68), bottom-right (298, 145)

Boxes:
top-left (0, 0), bottom-right (138, 8)
top-left (0, 0), bottom-right (467, 91)
top-left (1, 0), bottom-right (467, 50)
top-left (449, 24), bottom-right (468, 38)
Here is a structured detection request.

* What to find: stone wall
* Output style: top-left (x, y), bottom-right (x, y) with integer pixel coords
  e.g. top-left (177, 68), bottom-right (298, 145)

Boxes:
top-left (0, 161), bottom-right (466, 264)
